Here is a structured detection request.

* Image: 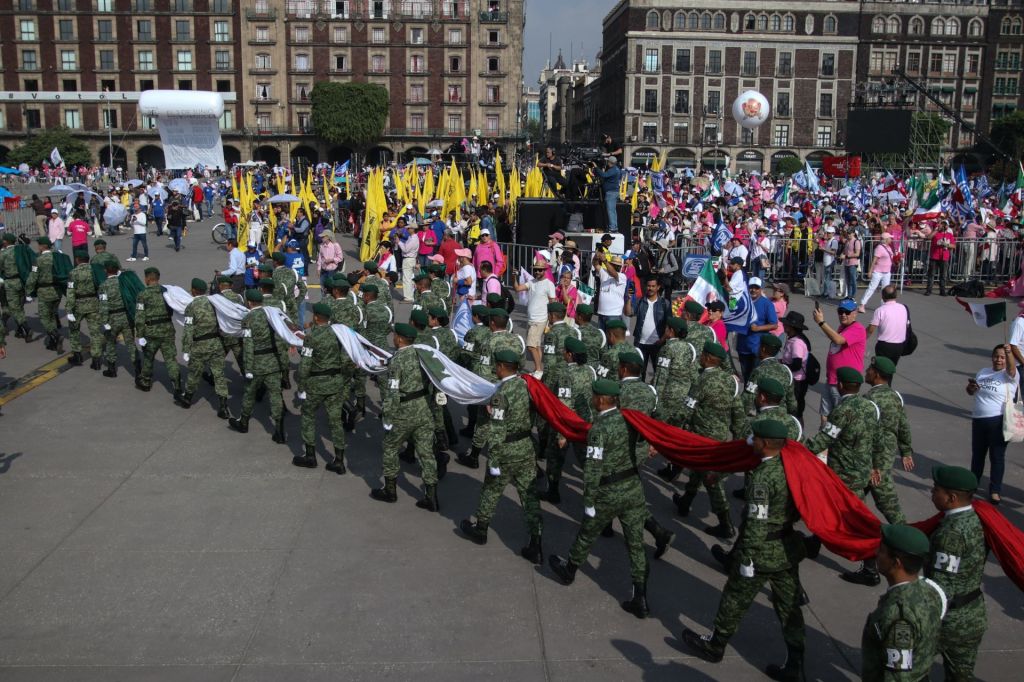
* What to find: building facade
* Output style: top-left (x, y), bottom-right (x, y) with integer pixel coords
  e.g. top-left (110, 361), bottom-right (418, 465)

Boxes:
top-left (0, 0), bottom-right (525, 170)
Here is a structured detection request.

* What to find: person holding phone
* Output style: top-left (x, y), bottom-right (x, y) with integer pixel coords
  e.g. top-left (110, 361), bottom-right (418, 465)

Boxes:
top-left (967, 344), bottom-right (1016, 505)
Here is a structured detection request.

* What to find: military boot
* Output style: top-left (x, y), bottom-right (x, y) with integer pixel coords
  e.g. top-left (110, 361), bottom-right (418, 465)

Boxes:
top-left (43, 332), bottom-right (54, 350)
top-left (672, 492), bottom-right (695, 517)
top-left (134, 376), bottom-right (151, 392)
top-left (68, 351), bottom-right (83, 366)
top-left (841, 559), bottom-right (880, 586)
top-left (355, 396), bottom-right (366, 419)
top-left (176, 392), bottom-right (193, 409)
top-left (435, 451), bottom-right (450, 480)
top-left (459, 519), bottom-right (489, 545)
top-left (228, 414), bottom-right (250, 433)
top-left (538, 476), bottom-right (561, 504)
top-left (216, 397), bottom-right (231, 419)
top-left (548, 555), bottom-right (579, 585)
top-left (520, 535), bottom-right (543, 565)
top-left (19, 324), bottom-right (34, 343)
top-left (325, 448), bottom-right (346, 474)
top-left (12, 320), bottom-right (23, 338)
top-left (342, 405), bottom-right (355, 432)
top-left (415, 484), bottom-right (439, 512)
top-left (621, 581), bottom-right (649, 619)
top-left (765, 644), bottom-right (805, 681)
top-left (271, 416), bottom-right (287, 444)
top-left (280, 374), bottom-right (291, 390)
top-left (255, 384), bottom-right (266, 403)
top-left (133, 350), bottom-right (142, 375)
top-left (172, 385), bottom-right (183, 403)
top-left (644, 517), bottom-right (674, 559)
top-left (102, 361), bottom-right (117, 378)
top-left (52, 332), bottom-right (63, 354)
top-left (202, 368), bottom-right (214, 386)
top-left (90, 356), bottom-right (102, 370)
top-left (399, 442), bottom-right (416, 463)
top-left (656, 463), bottom-right (681, 482)
top-left (456, 446), bottom-right (480, 469)
top-left (681, 628), bottom-right (726, 663)
top-left (704, 512), bottom-right (735, 539)
top-left (370, 477), bottom-right (398, 503)
top-left (292, 444), bottom-right (318, 469)
top-left (710, 544), bottom-right (733, 571)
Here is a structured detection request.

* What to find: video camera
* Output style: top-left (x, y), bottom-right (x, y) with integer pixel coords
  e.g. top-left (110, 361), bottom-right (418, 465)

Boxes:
top-left (562, 147), bottom-right (605, 167)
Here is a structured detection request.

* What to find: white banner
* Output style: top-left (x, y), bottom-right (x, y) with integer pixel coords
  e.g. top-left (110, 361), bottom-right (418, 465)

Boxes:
top-left (156, 116), bottom-right (225, 170)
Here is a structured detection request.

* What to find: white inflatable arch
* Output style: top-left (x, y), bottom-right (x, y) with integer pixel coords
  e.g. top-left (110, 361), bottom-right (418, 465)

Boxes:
top-left (138, 91), bottom-right (226, 170)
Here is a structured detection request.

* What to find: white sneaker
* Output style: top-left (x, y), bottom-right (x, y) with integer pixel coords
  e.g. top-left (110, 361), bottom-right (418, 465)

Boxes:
top-left (532, 370), bottom-right (544, 379)
top-left (142, 256), bottom-right (149, 261)
top-left (126, 257), bottom-right (136, 261)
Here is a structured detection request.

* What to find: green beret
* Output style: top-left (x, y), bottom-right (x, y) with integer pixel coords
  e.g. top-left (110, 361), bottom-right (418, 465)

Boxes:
top-left (605, 318), bottom-right (627, 331)
top-left (217, 275), bottom-right (233, 285)
top-left (752, 419), bottom-right (789, 440)
top-left (933, 465), bottom-right (978, 493)
top-left (2, 233), bottom-right (16, 243)
top-left (428, 306), bottom-right (448, 319)
top-left (494, 349), bottom-right (520, 365)
top-left (394, 322), bottom-right (418, 340)
top-left (191, 277), bottom-right (208, 292)
top-left (73, 248), bottom-right (90, 259)
top-left (37, 236), bottom-right (52, 246)
top-left (592, 378), bottom-right (621, 396)
top-left (330, 276), bottom-right (351, 290)
top-left (361, 283), bottom-right (379, 294)
top-left (881, 523), bottom-right (930, 558)
top-left (486, 293), bottom-right (503, 305)
top-left (872, 356), bottom-right (896, 377)
top-left (272, 252), bottom-right (285, 263)
top-left (412, 273), bottom-right (428, 283)
top-left (93, 239), bottom-right (107, 247)
top-left (836, 366), bottom-right (864, 384)
top-left (245, 289), bottom-right (264, 302)
top-left (429, 263), bottom-right (445, 274)
top-left (565, 337), bottom-right (587, 355)
top-left (757, 377), bottom-right (786, 399)
top-left (472, 304), bottom-right (490, 318)
top-left (760, 333), bottom-right (783, 352)
top-left (702, 341), bottom-right (727, 360)
top-left (363, 260), bottom-right (379, 271)
top-left (618, 350), bottom-right (644, 366)
top-left (667, 317), bottom-right (688, 332)
top-left (257, 263), bottom-right (274, 273)
top-left (489, 307), bottom-right (509, 320)
top-left (684, 300), bottom-right (706, 316)
top-left (576, 303), bottom-right (594, 317)
top-left (410, 309), bottom-right (429, 326)
top-left (547, 302), bottom-right (567, 314)
top-left (312, 302), bottom-right (332, 318)
top-left (144, 267), bottom-right (160, 277)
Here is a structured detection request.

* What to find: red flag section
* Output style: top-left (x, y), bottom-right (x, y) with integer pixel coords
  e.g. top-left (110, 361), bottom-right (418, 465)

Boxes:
top-left (821, 155), bottom-right (862, 178)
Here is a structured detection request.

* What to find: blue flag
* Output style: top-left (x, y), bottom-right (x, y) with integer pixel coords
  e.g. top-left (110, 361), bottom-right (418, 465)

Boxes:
top-left (452, 299), bottom-right (473, 346)
top-left (708, 221), bottom-right (733, 256)
top-left (724, 287), bottom-right (754, 333)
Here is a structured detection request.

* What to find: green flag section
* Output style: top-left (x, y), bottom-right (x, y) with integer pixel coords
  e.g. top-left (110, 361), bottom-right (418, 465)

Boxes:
top-left (956, 298), bottom-right (1006, 328)
top-left (119, 270), bottom-right (146, 324)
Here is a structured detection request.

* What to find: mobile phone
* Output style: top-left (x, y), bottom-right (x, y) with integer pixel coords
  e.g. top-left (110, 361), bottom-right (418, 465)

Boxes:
top-left (814, 301), bottom-right (821, 312)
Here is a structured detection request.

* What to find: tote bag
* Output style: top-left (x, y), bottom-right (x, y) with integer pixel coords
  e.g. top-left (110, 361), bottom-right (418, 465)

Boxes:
top-left (1003, 386), bottom-right (1024, 443)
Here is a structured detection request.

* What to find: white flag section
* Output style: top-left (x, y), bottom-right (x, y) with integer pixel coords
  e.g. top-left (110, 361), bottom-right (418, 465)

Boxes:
top-left (264, 306), bottom-right (306, 347)
top-left (207, 295), bottom-right (248, 337)
top-left (138, 90), bottom-right (226, 171)
top-left (416, 345), bottom-right (498, 405)
top-left (451, 299), bottom-right (472, 345)
top-left (329, 324), bottom-right (391, 375)
top-left (50, 147), bottom-right (64, 167)
top-left (161, 285), bottom-right (194, 327)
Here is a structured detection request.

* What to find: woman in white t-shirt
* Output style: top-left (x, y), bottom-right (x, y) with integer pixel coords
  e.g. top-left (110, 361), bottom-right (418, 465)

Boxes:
top-left (966, 343), bottom-right (1017, 505)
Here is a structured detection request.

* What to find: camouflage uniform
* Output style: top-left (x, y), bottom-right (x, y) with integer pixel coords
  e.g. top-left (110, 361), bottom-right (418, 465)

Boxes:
top-left (298, 323), bottom-right (348, 450)
top-left (364, 273), bottom-right (392, 310)
top-left (98, 273), bottom-right (135, 364)
top-left (474, 375), bottom-right (543, 535)
top-left (413, 287), bottom-right (443, 313)
top-left (861, 579), bottom-right (945, 681)
top-left (568, 406), bottom-right (649, 583)
top-left (136, 284), bottom-right (181, 391)
top-left (577, 321), bottom-right (606, 369)
top-left (427, 323), bottom-right (459, 447)
top-left (240, 305), bottom-right (285, 422)
top-left (362, 299), bottom-right (393, 348)
top-left (680, 366), bottom-right (744, 514)
top-left (472, 329), bottom-right (526, 450)
top-left (597, 338), bottom-right (635, 380)
top-left (619, 376), bottom-right (657, 454)
top-left (461, 322), bottom-right (491, 370)
top-left (329, 294), bottom-right (364, 329)
top-left (652, 337), bottom-right (698, 424)
top-left (262, 293), bottom-right (291, 376)
top-left (272, 264), bottom-right (300, 321)
top-left (743, 358), bottom-right (797, 416)
top-left (867, 383), bottom-right (913, 524)
top-left (430, 277), bottom-right (452, 315)
top-left (926, 507), bottom-right (987, 681)
top-left (218, 289), bottom-right (245, 369)
top-left (0, 243), bottom-right (27, 328)
top-left (754, 405), bottom-right (803, 441)
top-left (686, 320), bottom-right (715, 355)
top-left (546, 362), bottom-right (597, 484)
top-left (381, 345), bottom-right (437, 483)
top-left (25, 249), bottom-right (60, 335)
top-left (541, 320), bottom-right (581, 391)
top-left (182, 295), bottom-right (228, 399)
top-left (803, 393), bottom-right (880, 495)
top-left (65, 262), bottom-right (101, 356)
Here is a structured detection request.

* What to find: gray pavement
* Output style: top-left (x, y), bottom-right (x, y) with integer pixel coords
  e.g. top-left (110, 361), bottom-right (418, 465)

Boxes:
top-left (1, 221), bottom-right (1023, 680)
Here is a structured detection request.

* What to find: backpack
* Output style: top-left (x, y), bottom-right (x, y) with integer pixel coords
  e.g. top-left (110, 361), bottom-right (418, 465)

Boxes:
top-left (950, 279), bottom-right (985, 298)
top-left (500, 285), bottom-right (516, 314)
top-left (804, 352), bottom-right (821, 386)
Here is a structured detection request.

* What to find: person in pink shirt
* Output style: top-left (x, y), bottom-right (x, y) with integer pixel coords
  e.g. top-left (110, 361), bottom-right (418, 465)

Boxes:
top-left (66, 211), bottom-right (92, 250)
top-left (416, 224), bottom-right (437, 268)
top-left (812, 297), bottom-right (866, 420)
top-left (858, 231), bottom-right (895, 311)
top-left (924, 220), bottom-right (956, 296)
top-left (779, 311), bottom-right (811, 424)
top-left (769, 283), bottom-right (789, 336)
top-left (705, 300), bottom-right (729, 351)
top-left (472, 229), bottom-right (505, 278)
top-left (47, 209), bottom-right (66, 252)
top-left (555, 269), bottom-right (578, 320)
top-left (866, 285), bottom-right (908, 367)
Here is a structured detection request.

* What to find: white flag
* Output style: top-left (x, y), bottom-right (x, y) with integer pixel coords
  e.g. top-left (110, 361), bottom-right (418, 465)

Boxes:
top-left (50, 147), bottom-right (64, 167)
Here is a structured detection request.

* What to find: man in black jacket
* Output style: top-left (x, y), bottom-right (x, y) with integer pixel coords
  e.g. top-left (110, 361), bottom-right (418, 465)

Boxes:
top-left (633, 277), bottom-right (669, 380)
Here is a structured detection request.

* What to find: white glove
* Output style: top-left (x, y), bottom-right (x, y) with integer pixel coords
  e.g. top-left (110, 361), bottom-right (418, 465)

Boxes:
top-left (297, 391), bottom-right (307, 400)
top-left (66, 313), bottom-right (76, 322)
top-left (25, 296), bottom-right (33, 302)
top-left (103, 323), bottom-right (112, 331)
top-left (382, 423), bottom-right (393, 431)
top-left (584, 506), bottom-right (596, 518)
top-left (137, 338), bottom-right (147, 347)
top-left (739, 561), bottom-right (755, 578)
top-left (488, 466), bottom-right (501, 477)
top-left (182, 353), bottom-right (190, 363)
top-left (244, 372), bottom-right (254, 380)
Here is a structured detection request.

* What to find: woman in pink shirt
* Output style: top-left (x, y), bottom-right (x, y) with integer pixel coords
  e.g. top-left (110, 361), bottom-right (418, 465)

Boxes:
top-left (555, 269), bottom-right (578, 320)
top-left (67, 211), bottom-right (92, 250)
top-left (416, 225), bottom-right (436, 268)
top-left (858, 232), bottom-right (895, 311)
top-left (472, 230), bottom-right (505, 278)
top-left (770, 283), bottom-right (789, 336)
top-left (779, 311), bottom-right (811, 423)
top-left (705, 300), bottom-right (729, 351)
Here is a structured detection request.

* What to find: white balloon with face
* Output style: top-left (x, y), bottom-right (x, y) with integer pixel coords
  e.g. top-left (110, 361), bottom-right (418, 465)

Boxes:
top-left (732, 91), bottom-right (771, 129)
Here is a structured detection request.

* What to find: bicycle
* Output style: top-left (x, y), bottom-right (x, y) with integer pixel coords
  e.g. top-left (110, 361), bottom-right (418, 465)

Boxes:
top-left (211, 222), bottom-right (229, 244)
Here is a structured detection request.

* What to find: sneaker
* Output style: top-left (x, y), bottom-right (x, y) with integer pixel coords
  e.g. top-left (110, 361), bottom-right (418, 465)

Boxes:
top-left (126, 257), bottom-right (137, 262)
top-left (532, 370), bottom-right (544, 379)
top-left (857, 305), bottom-right (866, 313)
top-left (142, 256), bottom-right (149, 261)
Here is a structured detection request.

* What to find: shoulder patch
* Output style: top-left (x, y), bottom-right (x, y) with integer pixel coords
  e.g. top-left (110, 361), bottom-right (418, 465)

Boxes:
top-left (822, 421), bottom-right (841, 439)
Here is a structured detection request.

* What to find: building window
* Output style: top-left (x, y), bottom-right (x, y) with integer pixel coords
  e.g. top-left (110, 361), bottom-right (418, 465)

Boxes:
top-left (21, 50), bottom-right (38, 70)
top-left (410, 55), bottom-right (425, 72)
top-left (293, 26), bottom-right (311, 42)
top-left (816, 125), bottom-right (832, 147)
top-left (486, 115), bottom-right (499, 133)
top-left (642, 123), bottom-right (658, 143)
top-left (824, 15), bottom-right (837, 34)
top-left (178, 79), bottom-right (192, 91)
top-left (255, 26), bottom-right (270, 42)
top-left (704, 123), bottom-right (718, 143)
top-left (967, 53), bottom-right (979, 73)
top-left (295, 83), bottom-right (310, 100)
top-left (909, 17), bottom-right (924, 36)
top-left (410, 113), bottom-right (425, 133)
top-left (214, 21), bottom-right (230, 42)
top-left (777, 92), bottom-right (790, 117)
top-left (713, 13), bottom-right (725, 31)
top-left (410, 84), bottom-right (424, 102)
top-left (172, 0), bottom-right (191, 11)
top-left (675, 49), bottom-right (691, 72)
top-left (778, 52), bottom-right (792, 77)
top-left (488, 30), bottom-right (500, 44)
top-left (449, 56), bottom-right (462, 72)
top-left (98, 50), bottom-right (115, 70)
top-left (58, 0), bottom-right (74, 9)
top-left (821, 54), bottom-right (835, 77)
top-left (103, 109), bottom-right (118, 129)
top-left (673, 11), bottom-right (685, 31)
top-left (215, 50), bottom-right (231, 70)
top-left (294, 53), bottom-right (310, 71)
top-left (256, 112), bottom-right (271, 130)
top-left (372, 27), bottom-right (386, 43)
top-left (60, 50), bottom-right (78, 71)
top-left (332, 0), bottom-right (349, 18)
top-left (688, 12), bottom-right (698, 30)
top-left (334, 27), bottom-right (348, 43)
top-left (643, 48), bottom-right (659, 73)
top-left (742, 51), bottom-right (757, 76)
top-left (137, 20), bottom-right (153, 41)
top-left (100, 78), bottom-right (116, 92)
top-left (334, 54), bottom-right (348, 71)
top-left (255, 53), bottom-right (272, 70)
top-left (25, 109), bottom-right (41, 129)
top-left (646, 10), bottom-right (660, 30)
top-left (887, 17), bottom-right (900, 34)
top-left (773, 124), bottom-right (789, 146)
top-left (58, 20), bottom-right (74, 41)
top-left (929, 53), bottom-right (942, 73)
top-left (371, 54), bottom-right (386, 72)
top-left (448, 113), bottom-right (462, 134)
top-left (708, 50), bottom-right (722, 74)
top-left (644, 89), bottom-right (658, 113)
top-left (256, 83), bottom-right (272, 101)
top-left (19, 19), bottom-right (37, 41)
top-left (819, 93), bottom-right (833, 117)
top-left (907, 52), bottom-right (921, 73)
top-left (448, 84), bottom-right (463, 102)
top-left (141, 112), bottom-right (156, 128)
top-left (968, 19), bottom-right (983, 37)
top-left (931, 18), bottom-right (945, 36)
top-left (707, 91), bottom-right (720, 114)
top-left (62, 79), bottom-right (77, 91)
top-left (212, 0), bottom-right (229, 11)
top-left (64, 109), bottom-right (81, 128)
top-left (219, 109), bottom-right (233, 130)
top-left (97, 19), bottom-right (113, 41)
top-left (177, 50), bottom-right (193, 71)
top-left (783, 14), bottom-right (794, 32)
top-left (135, 0), bottom-right (153, 9)
top-left (943, 53), bottom-right (957, 74)
top-left (175, 20), bottom-right (191, 41)
top-left (486, 84), bottom-right (501, 103)
top-left (449, 28), bottom-right (463, 44)
top-left (215, 79), bottom-right (229, 92)
top-left (741, 128), bottom-right (754, 145)
top-left (757, 14), bottom-right (768, 31)
top-left (946, 18), bottom-right (960, 37)
top-left (673, 122), bottom-right (688, 144)
top-left (96, 0), bottom-right (113, 10)
top-left (674, 90), bottom-right (689, 114)
top-left (488, 57), bottom-right (500, 72)
top-left (410, 27), bottom-right (424, 44)
top-left (138, 51), bottom-right (155, 70)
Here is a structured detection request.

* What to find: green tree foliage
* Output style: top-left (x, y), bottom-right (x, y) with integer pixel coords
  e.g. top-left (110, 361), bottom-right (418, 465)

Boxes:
top-left (990, 110), bottom-right (1024, 161)
top-left (310, 82), bottom-right (389, 150)
top-left (774, 156), bottom-right (804, 176)
top-left (4, 127), bottom-right (92, 167)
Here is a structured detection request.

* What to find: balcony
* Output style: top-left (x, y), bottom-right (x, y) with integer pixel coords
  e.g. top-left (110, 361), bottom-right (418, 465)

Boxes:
top-left (249, 68), bottom-right (278, 76)
top-left (330, 67), bottom-right (352, 75)
top-left (479, 71), bottom-right (507, 78)
top-left (479, 11), bottom-right (508, 23)
top-left (480, 99), bottom-right (506, 106)
top-left (248, 39), bottom-right (276, 45)
top-left (483, 42), bottom-right (507, 49)
top-left (446, 97), bottom-right (467, 105)
top-left (249, 97), bottom-right (280, 105)
top-left (406, 69), bottom-right (428, 76)
top-left (212, 64), bottom-right (234, 72)
top-left (290, 67), bottom-right (315, 74)
top-left (246, 8), bottom-right (277, 20)
top-left (445, 70), bottom-right (466, 77)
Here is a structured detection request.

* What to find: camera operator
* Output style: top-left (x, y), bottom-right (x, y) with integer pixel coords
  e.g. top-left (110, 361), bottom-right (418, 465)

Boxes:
top-left (593, 156), bottom-right (623, 233)
top-left (601, 133), bottom-right (623, 166)
top-left (538, 147), bottom-right (565, 198)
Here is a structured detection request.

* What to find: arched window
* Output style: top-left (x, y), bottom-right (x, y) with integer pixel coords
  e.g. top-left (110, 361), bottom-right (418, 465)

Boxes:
top-left (757, 14), bottom-right (768, 31)
top-left (872, 16), bottom-right (885, 34)
top-left (771, 14), bottom-right (782, 32)
top-left (700, 12), bottom-right (712, 31)
top-left (1016, 18), bottom-right (1024, 36)
top-left (673, 10), bottom-right (686, 31)
top-left (946, 18), bottom-right (959, 36)
top-left (910, 17), bottom-right (924, 36)
top-left (783, 14), bottom-right (794, 32)
top-left (823, 15), bottom-right (836, 34)
top-left (744, 13), bottom-right (755, 30)
top-left (968, 19), bottom-right (983, 37)
top-left (931, 17), bottom-right (945, 36)
top-left (688, 12), bottom-right (699, 30)
top-left (1002, 18), bottom-right (1012, 35)
top-left (887, 16), bottom-right (900, 34)
top-left (713, 13), bottom-right (726, 31)
top-left (646, 10), bottom-right (660, 30)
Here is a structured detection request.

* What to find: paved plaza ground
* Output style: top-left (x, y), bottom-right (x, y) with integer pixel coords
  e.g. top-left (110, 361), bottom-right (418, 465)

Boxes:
top-left (1, 221), bottom-right (1022, 680)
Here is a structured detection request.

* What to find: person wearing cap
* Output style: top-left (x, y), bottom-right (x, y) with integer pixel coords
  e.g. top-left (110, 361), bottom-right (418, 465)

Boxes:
top-left (574, 303), bottom-right (606, 369)
top-left (682, 419), bottom-right (807, 678)
top-left (734, 276), bottom-right (779, 382)
top-left (549, 378), bottom-right (653, 620)
top-left (859, 231), bottom-right (895, 311)
top-left (134, 267), bottom-right (182, 399)
top-left (597, 318), bottom-right (636, 381)
top-left (540, 301), bottom-right (581, 391)
top-left (750, 378), bottom-right (803, 441)
top-left (926, 466), bottom-right (987, 680)
top-left (633, 276), bottom-right (669, 379)
top-left (26, 236), bottom-right (64, 353)
top-left (595, 155), bottom-right (623, 232)
top-left (228, 287), bottom-right (288, 444)
top-left (812, 297), bottom-right (866, 420)
top-left (592, 250), bottom-right (627, 329)
top-left (361, 259), bottom-right (393, 312)
top-left (63, 248), bottom-right (98, 367)
top-left (411, 272), bottom-right (442, 314)
top-left (742, 333), bottom-right (796, 417)
top-left (271, 251), bottom-right (300, 325)
top-left (427, 263), bottom-right (453, 316)
top-left (47, 207), bottom-right (66, 254)
top-left (214, 274), bottom-right (246, 371)
top-left (315, 230), bottom-right (344, 295)
top-left (371, 321), bottom-right (439, 510)
top-left (513, 258), bottom-right (557, 378)
top-left (292, 301), bottom-right (350, 473)
top-left (457, 304), bottom-right (494, 438)
top-left (0, 233), bottom-right (33, 342)
top-left (453, 248), bottom-right (476, 305)
top-left (178, 277), bottom-right (230, 418)
top-left (865, 356), bottom-right (912, 526)
top-left (427, 305), bottom-right (459, 450)
top-left (682, 299), bottom-right (714, 353)
top-left (652, 316), bottom-right (699, 426)
top-left (459, 349), bottom-right (544, 564)
top-left (473, 225), bottom-right (505, 278)
top-left (778, 311), bottom-right (811, 423)
top-left (861, 524), bottom-right (945, 682)
top-left (96, 257), bottom-right (135, 378)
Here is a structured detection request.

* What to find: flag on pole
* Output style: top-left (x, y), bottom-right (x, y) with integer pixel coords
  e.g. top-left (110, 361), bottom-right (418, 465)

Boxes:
top-left (707, 219), bottom-right (733, 256)
top-left (50, 147), bottom-right (64, 167)
top-left (956, 298), bottom-right (1007, 328)
top-left (686, 258), bottom-right (723, 308)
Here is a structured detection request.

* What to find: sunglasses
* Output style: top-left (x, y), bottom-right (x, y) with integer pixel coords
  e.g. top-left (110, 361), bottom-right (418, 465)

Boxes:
top-left (838, 309), bottom-right (855, 315)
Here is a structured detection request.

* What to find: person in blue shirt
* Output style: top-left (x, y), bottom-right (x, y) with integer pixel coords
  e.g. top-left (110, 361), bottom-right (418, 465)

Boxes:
top-left (203, 184), bottom-right (215, 219)
top-left (430, 211), bottom-right (445, 249)
top-left (243, 243), bottom-right (263, 289)
top-left (274, 205), bottom-right (291, 251)
top-left (734, 277), bottom-right (779, 382)
top-left (150, 196), bottom-right (166, 236)
top-left (595, 156), bottom-right (623, 232)
top-left (283, 240), bottom-right (307, 327)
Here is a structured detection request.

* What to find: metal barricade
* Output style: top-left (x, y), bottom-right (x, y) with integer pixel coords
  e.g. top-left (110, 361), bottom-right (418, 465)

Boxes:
top-left (0, 207), bottom-right (37, 239)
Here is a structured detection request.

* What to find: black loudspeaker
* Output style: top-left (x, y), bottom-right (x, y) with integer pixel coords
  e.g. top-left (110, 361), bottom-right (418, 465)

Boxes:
top-left (515, 199), bottom-right (631, 247)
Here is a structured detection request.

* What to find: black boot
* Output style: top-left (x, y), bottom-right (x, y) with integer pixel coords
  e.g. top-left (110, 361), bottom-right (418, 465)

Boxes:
top-left (681, 628), bottom-right (726, 663)
top-left (52, 332), bottom-right (63, 354)
top-left (355, 396), bottom-right (366, 419)
top-left (656, 463), bottom-right (681, 482)
top-left (672, 492), bottom-right (695, 517)
top-left (271, 416), bottom-right (287, 444)
top-left (216, 397), bottom-right (230, 419)
top-left (43, 332), bottom-right (54, 350)
top-left (841, 559), bottom-right (880, 586)
top-left (370, 477), bottom-right (398, 503)
top-left (644, 517), bottom-right (674, 560)
top-left (102, 361), bottom-right (117, 378)
top-left (255, 385), bottom-right (266, 403)
top-left (456, 446), bottom-right (480, 469)
top-left (804, 534), bottom-right (822, 560)
top-left (134, 377), bottom-right (151, 392)
top-left (342, 405), bottom-right (356, 432)
top-left (459, 519), bottom-right (489, 545)
top-left (415, 484), bottom-right (439, 512)
top-left (68, 351), bottom-right (83, 366)
top-left (621, 581), bottom-right (649, 619)
top-left (548, 555), bottom-right (578, 585)
top-left (228, 414), bottom-right (250, 433)
top-left (292, 444), bottom-right (318, 469)
top-left (176, 392), bottom-right (193, 409)
top-left (202, 369), bottom-right (214, 386)
top-left (13, 322), bottom-right (24, 339)
top-left (325, 448), bottom-right (346, 474)
top-left (172, 385), bottom-right (183, 403)
top-left (281, 374), bottom-right (291, 390)
top-left (711, 544), bottom-right (733, 571)
top-left (434, 430), bottom-right (449, 453)
top-left (399, 443), bottom-right (416, 463)
top-left (765, 644), bottom-right (805, 681)
top-left (435, 451), bottom-right (450, 480)
top-left (704, 512), bottom-right (736, 539)
top-left (538, 476), bottom-right (561, 504)
top-left (133, 350), bottom-right (142, 376)
top-left (90, 356), bottom-right (102, 370)
top-left (601, 523), bottom-right (615, 538)
top-left (520, 534), bottom-right (543, 565)
top-left (20, 324), bottom-right (34, 343)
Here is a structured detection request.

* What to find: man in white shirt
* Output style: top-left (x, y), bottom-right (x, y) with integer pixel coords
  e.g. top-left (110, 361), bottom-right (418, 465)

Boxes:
top-left (514, 259), bottom-right (556, 376)
top-left (821, 225), bottom-right (838, 299)
top-left (726, 237), bottom-right (749, 269)
top-left (594, 252), bottom-right (627, 330)
top-left (398, 228), bottom-right (420, 301)
top-left (127, 203), bottom-right (149, 261)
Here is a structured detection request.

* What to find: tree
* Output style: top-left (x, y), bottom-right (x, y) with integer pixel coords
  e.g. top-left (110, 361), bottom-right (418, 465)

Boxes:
top-left (5, 127), bottom-right (92, 167)
top-left (990, 110), bottom-right (1024, 162)
top-left (310, 82), bottom-right (389, 153)
top-left (774, 156), bottom-right (804, 176)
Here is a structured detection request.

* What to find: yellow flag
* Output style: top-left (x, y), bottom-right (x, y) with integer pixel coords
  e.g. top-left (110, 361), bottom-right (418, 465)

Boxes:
top-left (494, 153), bottom-right (506, 207)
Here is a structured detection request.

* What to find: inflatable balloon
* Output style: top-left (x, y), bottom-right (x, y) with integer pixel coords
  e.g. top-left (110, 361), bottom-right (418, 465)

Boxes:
top-left (732, 91), bottom-right (770, 129)
top-left (103, 203), bottom-right (128, 227)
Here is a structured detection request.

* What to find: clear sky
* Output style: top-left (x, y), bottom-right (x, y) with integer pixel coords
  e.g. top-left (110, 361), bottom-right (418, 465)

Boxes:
top-left (523, 0), bottom-right (619, 88)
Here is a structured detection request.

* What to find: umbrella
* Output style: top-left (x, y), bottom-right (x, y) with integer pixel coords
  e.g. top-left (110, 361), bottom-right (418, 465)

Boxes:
top-left (126, 179), bottom-right (145, 188)
top-left (415, 158), bottom-right (433, 166)
top-left (146, 185), bottom-right (169, 201)
top-left (65, 183), bottom-right (91, 192)
top-left (48, 185), bottom-right (77, 195)
top-left (0, 166), bottom-right (23, 175)
top-left (168, 178), bottom-right (190, 194)
top-left (268, 193), bottom-right (301, 204)
top-left (103, 203), bottom-right (128, 227)
top-left (427, 148), bottom-right (443, 156)
top-left (426, 199), bottom-right (445, 208)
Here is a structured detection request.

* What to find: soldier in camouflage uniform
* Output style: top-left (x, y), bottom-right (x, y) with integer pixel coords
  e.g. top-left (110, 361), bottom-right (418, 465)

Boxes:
top-left (65, 248), bottom-right (101, 367)
top-left (271, 251), bottom-right (300, 323)
top-left (866, 356), bottom-right (913, 525)
top-left (91, 239), bottom-right (118, 272)
top-left (682, 300), bottom-right (714, 353)
top-left (370, 322), bottom-right (440, 510)
top-left (428, 263), bottom-right (452, 315)
top-left (652, 317), bottom-right (699, 481)
top-left (683, 419), bottom-right (807, 681)
top-left (803, 366), bottom-right (884, 585)
top-left (177, 278), bottom-right (230, 418)
top-left (429, 305), bottom-right (459, 447)
top-left (457, 305), bottom-right (492, 437)
top-left (98, 260), bottom-right (135, 378)
top-left (541, 302), bottom-right (581, 392)
top-left (540, 336), bottom-right (596, 504)
top-left (460, 350), bottom-right (544, 564)
top-left (292, 302), bottom-right (349, 474)
top-left (0, 233), bottom-right (32, 341)
top-left (412, 272), bottom-right (443, 313)
top-left (597, 318), bottom-right (635, 380)
top-left (672, 342), bottom-right (744, 539)
top-left (407, 307), bottom-right (449, 470)
top-left (742, 334), bottom-right (797, 417)
top-left (327, 276), bottom-right (363, 328)
top-left (361, 283), bottom-right (392, 348)
top-left (25, 237), bottom-right (63, 353)
top-left (362, 259), bottom-right (393, 312)
top-left (926, 466), bottom-right (987, 682)
top-left (216, 275), bottom-right (245, 372)
top-left (228, 288), bottom-right (288, 444)
top-left (549, 379), bottom-right (652, 619)
top-left (574, 303), bottom-right (605, 369)
top-left (258, 265), bottom-right (292, 390)
top-left (862, 524), bottom-right (945, 682)
top-left (135, 267), bottom-right (182, 399)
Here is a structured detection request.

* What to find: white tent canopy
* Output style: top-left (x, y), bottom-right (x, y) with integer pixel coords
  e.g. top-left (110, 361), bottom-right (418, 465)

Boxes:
top-left (137, 91), bottom-right (226, 170)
